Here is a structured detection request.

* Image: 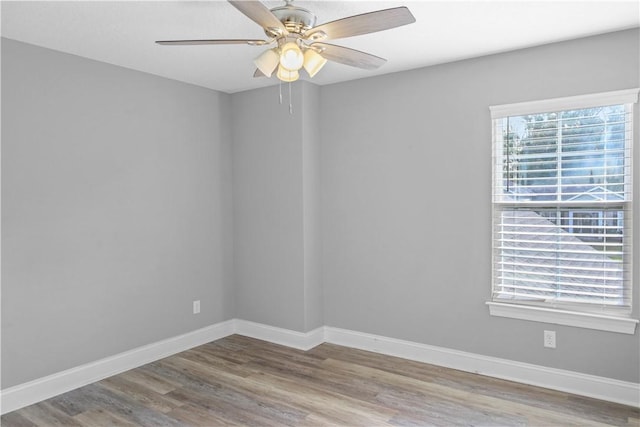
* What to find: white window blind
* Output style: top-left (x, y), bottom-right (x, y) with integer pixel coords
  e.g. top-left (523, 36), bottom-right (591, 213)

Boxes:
top-left (491, 90), bottom-right (637, 315)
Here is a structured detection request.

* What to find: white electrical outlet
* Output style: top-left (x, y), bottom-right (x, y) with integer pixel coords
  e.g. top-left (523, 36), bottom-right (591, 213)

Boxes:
top-left (543, 330), bottom-right (556, 348)
top-left (193, 300), bottom-right (200, 314)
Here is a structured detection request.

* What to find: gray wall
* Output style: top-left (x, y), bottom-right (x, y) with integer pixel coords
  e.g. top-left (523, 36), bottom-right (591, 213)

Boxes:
top-left (301, 83), bottom-right (323, 331)
top-left (320, 29), bottom-right (640, 382)
top-left (231, 81), bottom-right (322, 332)
top-left (1, 39), bottom-right (234, 388)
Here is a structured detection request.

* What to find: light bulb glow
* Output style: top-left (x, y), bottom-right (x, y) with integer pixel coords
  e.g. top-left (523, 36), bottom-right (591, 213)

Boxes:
top-left (277, 65), bottom-right (299, 82)
top-left (279, 42), bottom-right (304, 71)
top-left (303, 49), bottom-right (327, 78)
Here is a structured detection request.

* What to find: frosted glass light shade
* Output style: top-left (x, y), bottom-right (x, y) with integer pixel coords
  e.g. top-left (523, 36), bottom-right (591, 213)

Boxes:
top-left (254, 48), bottom-right (279, 77)
top-left (277, 65), bottom-right (299, 82)
top-left (279, 42), bottom-right (304, 71)
top-left (303, 49), bottom-right (327, 78)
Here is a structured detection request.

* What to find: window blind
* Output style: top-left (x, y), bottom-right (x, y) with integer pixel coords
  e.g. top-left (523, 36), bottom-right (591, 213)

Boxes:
top-left (491, 92), bottom-right (635, 313)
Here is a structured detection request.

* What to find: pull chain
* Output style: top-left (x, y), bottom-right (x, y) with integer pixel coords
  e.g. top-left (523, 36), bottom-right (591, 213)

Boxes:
top-left (277, 78), bottom-right (293, 114)
top-left (289, 81), bottom-right (293, 115)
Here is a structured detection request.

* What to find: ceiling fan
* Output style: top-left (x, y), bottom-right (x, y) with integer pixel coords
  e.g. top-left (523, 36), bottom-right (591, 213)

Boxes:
top-left (156, 0), bottom-right (416, 83)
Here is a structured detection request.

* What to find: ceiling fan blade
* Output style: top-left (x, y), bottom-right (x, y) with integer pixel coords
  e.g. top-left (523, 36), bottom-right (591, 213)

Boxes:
top-left (311, 43), bottom-right (386, 70)
top-left (156, 39), bottom-right (267, 46)
top-left (304, 7), bottom-right (415, 41)
top-left (227, 1), bottom-right (288, 36)
top-left (254, 68), bottom-right (267, 78)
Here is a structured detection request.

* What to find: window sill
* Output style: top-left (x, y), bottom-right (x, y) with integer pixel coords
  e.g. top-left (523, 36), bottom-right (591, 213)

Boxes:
top-left (486, 302), bottom-right (639, 334)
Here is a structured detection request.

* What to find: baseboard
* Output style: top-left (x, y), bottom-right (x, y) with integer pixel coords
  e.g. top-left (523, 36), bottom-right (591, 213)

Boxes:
top-left (0, 320), bottom-right (235, 414)
top-left (3, 320), bottom-right (638, 414)
top-left (324, 326), bottom-right (640, 408)
top-left (234, 319), bottom-right (324, 351)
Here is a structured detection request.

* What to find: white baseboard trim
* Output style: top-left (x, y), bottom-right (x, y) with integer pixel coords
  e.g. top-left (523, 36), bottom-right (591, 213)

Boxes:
top-left (324, 326), bottom-right (640, 408)
top-left (2, 320), bottom-right (638, 414)
top-left (0, 320), bottom-right (235, 414)
top-left (234, 319), bottom-right (324, 351)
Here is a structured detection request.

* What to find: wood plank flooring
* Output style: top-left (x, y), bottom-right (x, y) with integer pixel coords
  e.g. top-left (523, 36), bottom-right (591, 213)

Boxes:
top-left (2, 335), bottom-right (638, 426)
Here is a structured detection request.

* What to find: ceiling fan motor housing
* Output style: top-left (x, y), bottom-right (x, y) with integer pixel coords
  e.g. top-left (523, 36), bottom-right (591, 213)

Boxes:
top-left (269, 4), bottom-right (316, 35)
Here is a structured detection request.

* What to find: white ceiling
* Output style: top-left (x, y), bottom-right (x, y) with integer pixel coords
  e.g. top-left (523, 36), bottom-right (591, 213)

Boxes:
top-left (2, 1), bottom-right (639, 94)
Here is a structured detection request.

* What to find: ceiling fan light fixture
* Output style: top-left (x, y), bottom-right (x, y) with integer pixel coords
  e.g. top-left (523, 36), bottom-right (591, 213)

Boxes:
top-left (303, 49), bottom-right (327, 78)
top-left (279, 42), bottom-right (304, 71)
top-left (254, 48), bottom-right (280, 77)
top-left (158, 1), bottom-right (417, 89)
top-left (277, 65), bottom-right (299, 82)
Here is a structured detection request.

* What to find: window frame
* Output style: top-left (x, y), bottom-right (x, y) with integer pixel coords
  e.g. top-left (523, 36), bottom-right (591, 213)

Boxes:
top-left (488, 89), bottom-right (639, 334)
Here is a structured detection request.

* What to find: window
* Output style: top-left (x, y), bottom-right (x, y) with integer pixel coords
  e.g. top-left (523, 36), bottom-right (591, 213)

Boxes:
top-left (488, 89), bottom-right (638, 334)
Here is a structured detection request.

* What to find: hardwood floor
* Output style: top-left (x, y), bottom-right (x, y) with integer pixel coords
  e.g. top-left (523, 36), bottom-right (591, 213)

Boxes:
top-left (2, 335), bottom-right (638, 426)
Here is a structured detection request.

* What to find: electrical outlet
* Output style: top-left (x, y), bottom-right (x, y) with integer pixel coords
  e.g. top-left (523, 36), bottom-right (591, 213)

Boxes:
top-left (544, 330), bottom-right (556, 348)
top-left (193, 300), bottom-right (200, 314)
